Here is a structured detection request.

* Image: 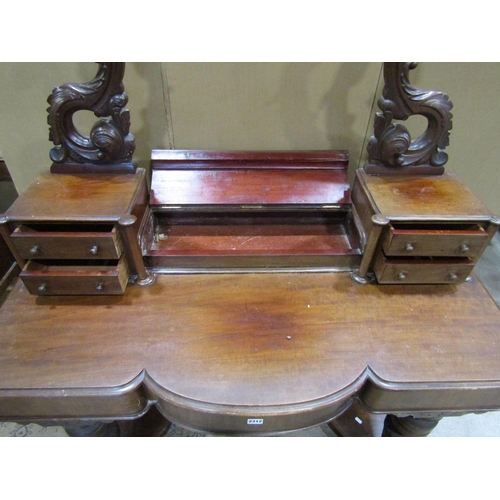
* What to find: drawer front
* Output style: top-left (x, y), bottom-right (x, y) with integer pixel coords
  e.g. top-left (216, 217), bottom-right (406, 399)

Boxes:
top-left (382, 225), bottom-right (488, 258)
top-left (374, 253), bottom-right (474, 284)
top-left (20, 257), bottom-right (129, 296)
top-left (12, 225), bottom-right (123, 260)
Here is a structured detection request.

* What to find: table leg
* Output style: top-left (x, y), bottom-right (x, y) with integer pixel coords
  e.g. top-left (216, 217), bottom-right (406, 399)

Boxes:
top-left (60, 407), bottom-right (172, 437)
top-left (117, 405), bottom-right (172, 437)
top-left (382, 414), bottom-right (442, 437)
top-left (62, 420), bottom-right (120, 437)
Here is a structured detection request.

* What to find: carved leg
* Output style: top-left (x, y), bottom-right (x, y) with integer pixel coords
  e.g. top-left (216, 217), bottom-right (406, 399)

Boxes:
top-left (382, 414), bottom-right (442, 437)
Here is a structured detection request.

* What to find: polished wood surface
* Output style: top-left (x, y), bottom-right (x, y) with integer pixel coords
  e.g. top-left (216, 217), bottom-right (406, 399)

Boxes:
top-left (1, 271), bottom-right (500, 434)
top-left (5, 169), bottom-right (146, 222)
top-left (150, 149), bottom-right (350, 207)
top-left (151, 169), bottom-right (351, 207)
top-left (145, 211), bottom-right (361, 270)
top-left (360, 170), bottom-right (492, 218)
top-left (151, 149), bottom-right (349, 164)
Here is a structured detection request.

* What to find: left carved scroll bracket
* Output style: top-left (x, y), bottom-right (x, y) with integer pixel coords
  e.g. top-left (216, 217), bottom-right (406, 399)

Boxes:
top-left (47, 62), bottom-right (137, 175)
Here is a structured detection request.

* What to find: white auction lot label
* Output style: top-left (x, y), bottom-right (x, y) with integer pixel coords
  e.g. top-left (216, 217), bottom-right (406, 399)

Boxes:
top-left (247, 418), bottom-right (264, 425)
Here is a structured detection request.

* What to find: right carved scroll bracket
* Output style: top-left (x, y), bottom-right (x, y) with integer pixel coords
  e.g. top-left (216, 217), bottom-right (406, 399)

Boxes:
top-left (364, 62), bottom-right (453, 176)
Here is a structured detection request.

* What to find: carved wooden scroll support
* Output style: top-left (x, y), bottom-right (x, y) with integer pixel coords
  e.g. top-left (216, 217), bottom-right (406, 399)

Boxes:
top-left (47, 63), bottom-right (136, 174)
top-left (364, 62), bottom-right (453, 175)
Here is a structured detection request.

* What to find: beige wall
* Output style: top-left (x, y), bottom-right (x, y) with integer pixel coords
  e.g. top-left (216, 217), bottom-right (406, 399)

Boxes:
top-left (0, 62), bottom-right (498, 213)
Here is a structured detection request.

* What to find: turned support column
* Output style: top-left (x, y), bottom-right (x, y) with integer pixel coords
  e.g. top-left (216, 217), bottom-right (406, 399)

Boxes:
top-left (382, 414), bottom-right (442, 437)
top-left (118, 215), bottom-right (155, 286)
top-left (351, 216), bottom-right (389, 284)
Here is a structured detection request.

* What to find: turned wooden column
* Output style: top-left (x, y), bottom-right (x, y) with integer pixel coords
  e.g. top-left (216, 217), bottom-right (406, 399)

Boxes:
top-left (351, 216), bottom-right (389, 284)
top-left (118, 215), bottom-right (155, 286)
top-left (382, 414), bottom-right (442, 437)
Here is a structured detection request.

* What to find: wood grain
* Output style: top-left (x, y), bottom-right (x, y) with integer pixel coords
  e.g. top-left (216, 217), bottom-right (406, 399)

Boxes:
top-left (150, 149), bottom-right (350, 207)
top-left (150, 170), bottom-right (350, 207)
top-left (1, 272), bottom-right (500, 433)
top-left (5, 169), bottom-right (146, 222)
top-left (359, 170), bottom-right (492, 218)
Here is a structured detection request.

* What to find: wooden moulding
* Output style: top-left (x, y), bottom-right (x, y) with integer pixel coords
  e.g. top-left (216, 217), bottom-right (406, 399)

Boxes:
top-left (146, 150), bottom-right (361, 271)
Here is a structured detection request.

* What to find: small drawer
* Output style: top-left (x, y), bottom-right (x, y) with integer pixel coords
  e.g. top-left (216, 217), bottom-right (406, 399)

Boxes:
top-left (381, 224), bottom-right (488, 258)
top-left (11, 223), bottom-right (123, 260)
top-left (20, 257), bottom-right (129, 296)
top-left (373, 253), bottom-right (474, 284)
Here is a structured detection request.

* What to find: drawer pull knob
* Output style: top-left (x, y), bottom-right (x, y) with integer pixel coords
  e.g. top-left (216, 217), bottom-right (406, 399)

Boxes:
top-left (38, 283), bottom-right (47, 292)
top-left (30, 245), bottom-right (41, 255)
top-left (96, 282), bottom-right (105, 292)
top-left (449, 272), bottom-right (458, 281)
top-left (459, 244), bottom-right (469, 253)
top-left (90, 245), bottom-right (99, 255)
top-left (397, 272), bottom-right (406, 281)
top-left (405, 243), bottom-right (414, 252)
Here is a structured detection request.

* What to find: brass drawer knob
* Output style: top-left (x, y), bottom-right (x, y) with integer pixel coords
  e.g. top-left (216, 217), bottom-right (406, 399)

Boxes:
top-left (449, 272), bottom-right (458, 281)
top-left (90, 245), bottom-right (99, 255)
top-left (397, 272), bottom-right (406, 281)
top-left (38, 283), bottom-right (47, 293)
top-left (459, 244), bottom-right (469, 253)
top-left (30, 245), bottom-right (41, 255)
top-left (405, 243), bottom-right (414, 252)
top-left (96, 282), bottom-right (105, 292)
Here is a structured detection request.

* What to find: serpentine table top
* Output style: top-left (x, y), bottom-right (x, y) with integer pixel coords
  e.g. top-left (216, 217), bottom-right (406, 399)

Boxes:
top-left (1, 271), bottom-right (500, 434)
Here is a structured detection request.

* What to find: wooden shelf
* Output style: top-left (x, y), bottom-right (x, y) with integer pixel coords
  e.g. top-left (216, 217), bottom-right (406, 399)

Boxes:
top-left (145, 212), bottom-right (361, 270)
top-left (146, 150), bottom-right (361, 272)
